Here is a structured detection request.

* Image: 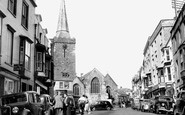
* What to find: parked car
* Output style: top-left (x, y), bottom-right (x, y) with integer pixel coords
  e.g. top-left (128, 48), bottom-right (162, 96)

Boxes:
top-left (173, 90), bottom-right (185, 115)
top-left (140, 99), bottom-right (151, 112)
top-left (152, 95), bottom-right (174, 114)
top-left (90, 100), bottom-right (113, 111)
top-left (0, 91), bottom-right (45, 115)
top-left (131, 98), bottom-right (140, 110)
top-left (40, 94), bottom-right (54, 115)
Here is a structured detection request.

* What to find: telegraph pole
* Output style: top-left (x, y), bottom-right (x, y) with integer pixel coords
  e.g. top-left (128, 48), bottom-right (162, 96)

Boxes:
top-left (171, 0), bottom-right (185, 18)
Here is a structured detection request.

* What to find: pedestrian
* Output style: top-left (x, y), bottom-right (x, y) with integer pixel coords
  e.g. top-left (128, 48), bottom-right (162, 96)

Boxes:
top-left (84, 96), bottom-right (91, 114)
top-left (54, 91), bottom-right (64, 115)
top-left (63, 93), bottom-right (68, 115)
top-left (78, 95), bottom-right (87, 115)
top-left (63, 93), bottom-right (75, 115)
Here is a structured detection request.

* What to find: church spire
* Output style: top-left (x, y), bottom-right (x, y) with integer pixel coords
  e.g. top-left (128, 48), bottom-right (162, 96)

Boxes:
top-left (56, 0), bottom-right (70, 38)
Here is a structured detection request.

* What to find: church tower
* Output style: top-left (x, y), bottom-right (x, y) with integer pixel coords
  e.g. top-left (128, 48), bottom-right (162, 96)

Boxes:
top-left (52, 0), bottom-right (76, 94)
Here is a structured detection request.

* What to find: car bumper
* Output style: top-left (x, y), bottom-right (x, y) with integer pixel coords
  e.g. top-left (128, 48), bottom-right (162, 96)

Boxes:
top-left (159, 107), bottom-right (173, 112)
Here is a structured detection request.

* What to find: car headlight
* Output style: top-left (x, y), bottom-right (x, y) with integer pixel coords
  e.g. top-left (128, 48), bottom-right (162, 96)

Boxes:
top-left (12, 107), bottom-right (19, 114)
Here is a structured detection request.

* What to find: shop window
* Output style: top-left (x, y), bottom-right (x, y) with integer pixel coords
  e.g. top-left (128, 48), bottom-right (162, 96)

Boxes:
top-left (22, 82), bottom-right (26, 92)
top-left (59, 81), bottom-right (63, 89)
top-left (21, 1), bottom-right (29, 29)
top-left (8, 0), bottom-right (17, 16)
top-left (4, 78), bottom-right (14, 94)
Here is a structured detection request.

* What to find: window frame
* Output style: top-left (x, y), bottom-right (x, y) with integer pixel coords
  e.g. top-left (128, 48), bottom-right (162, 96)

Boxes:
top-left (6, 24), bottom-right (15, 65)
top-left (91, 77), bottom-right (100, 94)
top-left (7, 0), bottom-right (17, 16)
top-left (167, 67), bottom-right (172, 81)
top-left (21, 0), bottom-right (29, 29)
top-left (19, 36), bottom-right (32, 71)
top-left (36, 52), bottom-right (43, 71)
top-left (73, 84), bottom-right (80, 96)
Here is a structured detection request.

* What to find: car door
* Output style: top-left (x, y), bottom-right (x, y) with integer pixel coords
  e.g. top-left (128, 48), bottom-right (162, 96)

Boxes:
top-left (96, 101), bottom-right (102, 110)
top-left (29, 93), bottom-right (43, 115)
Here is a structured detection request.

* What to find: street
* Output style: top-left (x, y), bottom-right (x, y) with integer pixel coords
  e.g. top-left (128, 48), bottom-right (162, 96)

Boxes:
top-left (81, 107), bottom-right (167, 115)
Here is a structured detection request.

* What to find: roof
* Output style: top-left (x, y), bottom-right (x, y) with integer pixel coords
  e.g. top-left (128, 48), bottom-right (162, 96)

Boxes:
top-left (105, 73), bottom-right (118, 87)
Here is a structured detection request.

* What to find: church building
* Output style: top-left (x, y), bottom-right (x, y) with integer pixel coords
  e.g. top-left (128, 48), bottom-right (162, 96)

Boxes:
top-left (51, 0), bottom-right (118, 104)
top-left (75, 68), bottom-right (119, 104)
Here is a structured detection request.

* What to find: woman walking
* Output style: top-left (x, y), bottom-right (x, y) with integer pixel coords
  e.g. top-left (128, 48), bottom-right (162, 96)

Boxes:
top-left (84, 96), bottom-right (91, 114)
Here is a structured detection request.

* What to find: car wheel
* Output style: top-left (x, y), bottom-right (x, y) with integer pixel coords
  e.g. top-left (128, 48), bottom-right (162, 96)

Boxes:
top-left (174, 108), bottom-right (179, 115)
top-left (156, 107), bottom-right (159, 114)
top-left (106, 106), bottom-right (111, 110)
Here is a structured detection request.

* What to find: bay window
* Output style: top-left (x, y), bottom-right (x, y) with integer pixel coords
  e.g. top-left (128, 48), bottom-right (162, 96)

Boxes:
top-left (19, 35), bottom-right (33, 70)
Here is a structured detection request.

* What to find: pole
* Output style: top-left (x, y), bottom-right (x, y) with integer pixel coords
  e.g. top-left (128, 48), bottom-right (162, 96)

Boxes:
top-left (174, 0), bottom-right (177, 18)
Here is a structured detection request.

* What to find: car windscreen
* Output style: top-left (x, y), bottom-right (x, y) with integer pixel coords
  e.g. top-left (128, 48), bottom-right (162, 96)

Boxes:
top-left (1, 94), bottom-right (27, 105)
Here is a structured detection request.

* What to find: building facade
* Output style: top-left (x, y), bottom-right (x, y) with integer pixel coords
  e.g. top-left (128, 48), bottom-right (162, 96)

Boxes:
top-left (0, 0), bottom-right (37, 96)
top-left (0, 0), bottom-right (53, 96)
top-left (136, 19), bottom-right (175, 99)
top-left (34, 14), bottom-right (53, 95)
top-left (171, 3), bottom-right (185, 91)
top-left (79, 68), bottom-right (118, 104)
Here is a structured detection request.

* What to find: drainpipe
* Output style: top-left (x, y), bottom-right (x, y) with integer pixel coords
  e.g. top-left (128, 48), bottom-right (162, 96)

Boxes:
top-left (34, 24), bottom-right (37, 91)
top-left (0, 12), bottom-right (6, 65)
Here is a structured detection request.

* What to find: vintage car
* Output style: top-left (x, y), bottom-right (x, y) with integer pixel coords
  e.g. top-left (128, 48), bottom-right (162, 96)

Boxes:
top-left (140, 99), bottom-right (151, 112)
top-left (152, 95), bottom-right (174, 114)
top-left (90, 100), bottom-right (113, 111)
top-left (173, 90), bottom-right (185, 115)
top-left (131, 98), bottom-right (140, 110)
top-left (40, 94), bottom-right (54, 115)
top-left (0, 91), bottom-right (45, 115)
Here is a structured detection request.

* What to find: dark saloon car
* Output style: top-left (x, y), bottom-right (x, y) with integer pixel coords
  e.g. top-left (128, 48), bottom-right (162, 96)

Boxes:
top-left (173, 90), bottom-right (185, 115)
top-left (40, 94), bottom-right (54, 115)
top-left (152, 95), bottom-right (174, 114)
top-left (140, 99), bottom-right (151, 112)
top-left (90, 100), bottom-right (113, 111)
top-left (0, 91), bottom-right (44, 115)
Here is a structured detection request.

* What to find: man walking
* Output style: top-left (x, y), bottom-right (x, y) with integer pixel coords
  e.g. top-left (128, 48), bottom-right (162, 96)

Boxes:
top-left (54, 91), bottom-right (64, 115)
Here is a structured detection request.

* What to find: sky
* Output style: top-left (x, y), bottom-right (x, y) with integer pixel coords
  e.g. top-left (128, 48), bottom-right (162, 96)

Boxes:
top-left (35, 0), bottom-right (175, 89)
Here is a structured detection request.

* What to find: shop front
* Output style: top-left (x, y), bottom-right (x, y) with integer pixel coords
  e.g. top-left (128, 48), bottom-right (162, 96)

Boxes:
top-left (0, 67), bottom-right (20, 96)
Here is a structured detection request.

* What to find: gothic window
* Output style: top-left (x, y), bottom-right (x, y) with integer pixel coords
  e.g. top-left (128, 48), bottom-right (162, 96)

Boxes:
top-left (73, 84), bottom-right (80, 96)
top-left (91, 77), bottom-right (100, 93)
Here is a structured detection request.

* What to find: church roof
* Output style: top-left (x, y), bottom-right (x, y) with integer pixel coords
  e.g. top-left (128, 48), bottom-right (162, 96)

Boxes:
top-left (55, 0), bottom-right (70, 39)
top-left (105, 73), bottom-right (118, 87)
top-left (80, 68), bottom-right (104, 82)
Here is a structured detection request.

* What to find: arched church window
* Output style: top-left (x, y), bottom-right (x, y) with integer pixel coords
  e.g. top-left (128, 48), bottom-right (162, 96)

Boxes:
top-left (73, 83), bottom-right (80, 96)
top-left (91, 77), bottom-right (100, 93)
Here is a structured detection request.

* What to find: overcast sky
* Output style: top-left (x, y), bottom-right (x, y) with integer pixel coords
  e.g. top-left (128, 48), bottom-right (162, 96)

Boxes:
top-left (35, 0), bottom-right (175, 89)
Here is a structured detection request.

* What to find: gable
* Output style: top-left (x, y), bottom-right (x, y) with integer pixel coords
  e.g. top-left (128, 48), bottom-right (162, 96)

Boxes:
top-left (105, 74), bottom-right (118, 89)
